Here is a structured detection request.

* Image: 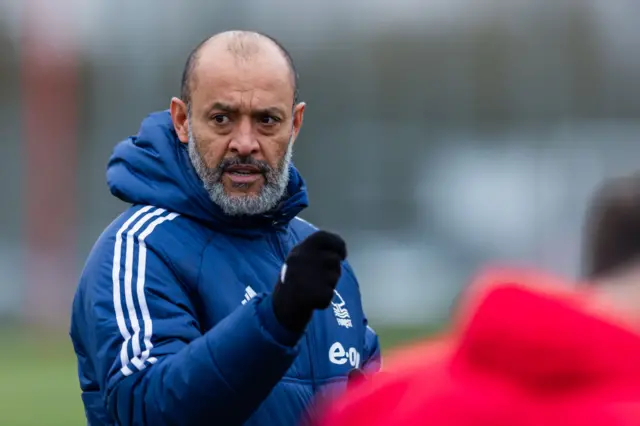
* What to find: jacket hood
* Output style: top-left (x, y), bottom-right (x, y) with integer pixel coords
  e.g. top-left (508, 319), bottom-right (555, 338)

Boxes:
top-left (454, 267), bottom-right (640, 391)
top-left (106, 110), bottom-right (309, 233)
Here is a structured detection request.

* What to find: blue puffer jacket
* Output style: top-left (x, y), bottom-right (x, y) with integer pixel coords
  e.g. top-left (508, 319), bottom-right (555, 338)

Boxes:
top-left (69, 110), bottom-right (381, 426)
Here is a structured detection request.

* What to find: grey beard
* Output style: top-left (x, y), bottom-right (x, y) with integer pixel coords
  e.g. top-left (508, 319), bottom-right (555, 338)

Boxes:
top-left (187, 124), bottom-right (293, 217)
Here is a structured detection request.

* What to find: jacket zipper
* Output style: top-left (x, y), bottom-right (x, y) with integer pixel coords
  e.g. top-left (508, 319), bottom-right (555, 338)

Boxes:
top-left (272, 228), bottom-right (318, 394)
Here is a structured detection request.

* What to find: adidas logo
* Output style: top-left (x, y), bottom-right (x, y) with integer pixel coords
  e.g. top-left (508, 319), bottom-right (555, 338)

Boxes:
top-left (241, 286), bottom-right (258, 305)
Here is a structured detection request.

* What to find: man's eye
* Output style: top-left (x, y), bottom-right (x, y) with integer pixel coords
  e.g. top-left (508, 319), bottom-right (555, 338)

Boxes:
top-left (259, 116), bottom-right (279, 125)
top-left (212, 114), bottom-right (230, 125)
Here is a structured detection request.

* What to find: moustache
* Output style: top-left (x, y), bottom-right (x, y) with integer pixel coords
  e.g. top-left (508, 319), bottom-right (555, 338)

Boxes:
top-left (218, 156), bottom-right (272, 174)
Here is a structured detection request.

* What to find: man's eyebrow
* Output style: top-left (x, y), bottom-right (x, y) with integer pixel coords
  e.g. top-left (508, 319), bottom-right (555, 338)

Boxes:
top-left (206, 103), bottom-right (287, 118)
top-left (253, 107), bottom-right (287, 118)
top-left (208, 102), bottom-right (239, 113)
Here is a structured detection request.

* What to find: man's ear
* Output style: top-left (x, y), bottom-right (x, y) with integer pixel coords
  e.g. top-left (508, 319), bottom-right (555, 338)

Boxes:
top-left (289, 102), bottom-right (306, 145)
top-left (170, 97), bottom-right (189, 143)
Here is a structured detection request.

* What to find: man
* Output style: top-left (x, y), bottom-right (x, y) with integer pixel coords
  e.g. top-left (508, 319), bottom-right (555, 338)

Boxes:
top-left (70, 31), bottom-right (381, 426)
top-left (320, 173), bottom-right (640, 426)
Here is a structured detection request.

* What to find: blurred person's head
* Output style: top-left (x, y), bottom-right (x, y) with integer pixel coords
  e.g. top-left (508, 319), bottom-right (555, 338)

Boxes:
top-left (169, 31), bottom-right (305, 216)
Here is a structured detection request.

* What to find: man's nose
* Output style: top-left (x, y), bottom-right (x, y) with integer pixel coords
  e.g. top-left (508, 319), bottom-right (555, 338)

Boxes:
top-left (228, 118), bottom-right (260, 156)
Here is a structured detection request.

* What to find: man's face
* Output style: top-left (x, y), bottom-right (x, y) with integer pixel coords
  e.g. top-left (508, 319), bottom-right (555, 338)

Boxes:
top-left (187, 117), bottom-right (293, 216)
top-left (173, 47), bottom-right (305, 216)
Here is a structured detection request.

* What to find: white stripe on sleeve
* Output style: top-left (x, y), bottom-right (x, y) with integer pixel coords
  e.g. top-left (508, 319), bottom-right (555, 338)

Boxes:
top-left (112, 206), bottom-right (180, 376)
top-left (121, 208), bottom-right (167, 373)
top-left (112, 205), bottom-right (154, 377)
top-left (133, 212), bottom-right (180, 367)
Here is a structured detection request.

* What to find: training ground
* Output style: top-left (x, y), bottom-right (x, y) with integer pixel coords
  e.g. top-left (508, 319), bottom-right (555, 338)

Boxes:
top-left (0, 324), bottom-right (431, 425)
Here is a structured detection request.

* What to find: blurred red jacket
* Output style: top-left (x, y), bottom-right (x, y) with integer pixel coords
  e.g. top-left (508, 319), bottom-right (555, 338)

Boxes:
top-left (319, 267), bottom-right (640, 426)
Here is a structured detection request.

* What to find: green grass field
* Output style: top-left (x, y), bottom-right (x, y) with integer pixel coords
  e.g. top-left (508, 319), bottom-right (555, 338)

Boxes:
top-left (0, 324), bottom-right (433, 426)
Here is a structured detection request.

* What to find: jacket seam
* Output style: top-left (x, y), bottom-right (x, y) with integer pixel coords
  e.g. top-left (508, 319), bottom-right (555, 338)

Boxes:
top-left (197, 233), bottom-right (219, 296)
top-left (203, 339), bottom-right (242, 399)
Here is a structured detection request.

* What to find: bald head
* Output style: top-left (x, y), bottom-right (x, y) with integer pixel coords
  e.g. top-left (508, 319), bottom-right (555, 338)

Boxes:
top-left (180, 31), bottom-right (299, 105)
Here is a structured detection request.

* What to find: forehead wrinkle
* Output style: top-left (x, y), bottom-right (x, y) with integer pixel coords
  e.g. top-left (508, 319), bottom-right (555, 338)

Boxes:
top-left (206, 80), bottom-right (289, 115)
top-left (196, 57), bottom-right (288, 100)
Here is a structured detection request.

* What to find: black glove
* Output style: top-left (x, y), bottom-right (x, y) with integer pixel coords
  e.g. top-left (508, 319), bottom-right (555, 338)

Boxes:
top-left (272, 230), bottom-right (347, 333)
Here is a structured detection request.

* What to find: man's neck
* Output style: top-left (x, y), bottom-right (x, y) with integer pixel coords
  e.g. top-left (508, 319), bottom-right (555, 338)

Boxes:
top-left (592, 263), bottom-right (640, 322)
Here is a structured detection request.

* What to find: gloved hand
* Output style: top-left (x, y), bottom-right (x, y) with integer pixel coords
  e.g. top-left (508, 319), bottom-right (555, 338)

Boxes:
top-left (272, 230), bottom-right (347, 333)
